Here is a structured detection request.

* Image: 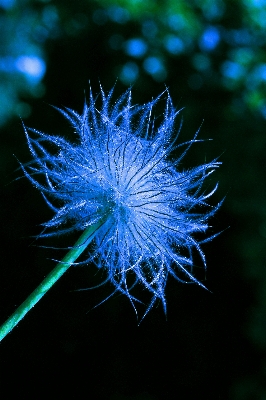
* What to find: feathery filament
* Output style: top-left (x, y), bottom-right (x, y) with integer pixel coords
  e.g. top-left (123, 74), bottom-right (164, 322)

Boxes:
top-left (23, 86), bottom-right (221, 318)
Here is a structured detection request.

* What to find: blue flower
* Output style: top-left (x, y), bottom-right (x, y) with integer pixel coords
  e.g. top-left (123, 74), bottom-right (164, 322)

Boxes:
top-left (23, 86), bottom-right (221, 318)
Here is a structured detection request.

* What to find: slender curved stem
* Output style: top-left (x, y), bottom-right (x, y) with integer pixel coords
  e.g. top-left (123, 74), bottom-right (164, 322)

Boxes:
top-left (0, 219), bottom-right (105, 342)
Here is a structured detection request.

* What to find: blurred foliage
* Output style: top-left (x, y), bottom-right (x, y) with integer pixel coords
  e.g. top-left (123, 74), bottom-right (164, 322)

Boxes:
top-left (1, 0), bottom-right (266, 124)
top-left (1, 0), bottom-right (266, 398)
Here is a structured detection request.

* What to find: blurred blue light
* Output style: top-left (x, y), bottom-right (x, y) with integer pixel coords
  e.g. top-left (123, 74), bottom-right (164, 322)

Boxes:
top-left (15, 56), bottom-right (46, 81)
top-left (252, 0), bottom-right (266, 8)
top-left (230, 29), bottom-right (253, 45)
top-left (0, 56), bottom-right (15, 72)
top-left (42, 5), bottom-right (59, 29)
top-left (107, 6), bottom-right (129, 24)
top-left (221, 61), bottom-right (245, 79)
top-left (125, 38), bottom-right (147, 58)
top-left (255, 64), bottom-right (266, 80)
top-left (260, 105), bottom-right (266, 119)
top-left (120, 62), bottom-right (139, 84)
top-left (199, 26), bottom-right (220, 51)
top-left (143, 56), bottom-right (166, 81)
top-left (143, 57), bottom-right (161, 74)
top-left (164, 35), bottom-right (184, 55)
top-left (254, 9), bottom-right (266, 27)
top-left (202, 1), bottom-right (225, 20)
top-left (0, 0), bottom-right (15, 9)
top-left (167, 14), bottom-right (186, 31)
top-left (247, 64), bottom-right (266, 88)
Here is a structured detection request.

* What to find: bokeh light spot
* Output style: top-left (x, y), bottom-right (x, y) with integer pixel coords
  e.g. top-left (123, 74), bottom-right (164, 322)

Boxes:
top-left (0, 0), bottom-right (15, 9)
top-left (15, 56), bottom-right (46, 82)
top-left (199, 26), bottom-right (220, 51)
top-left (221, 60), bottom-right (245, 80)
top-left (124, 38), bottom-right (147, 58)
top-left (164, 35), bottom-right (184, 55)
top-left (120, 61), bottom-right (139, 84)
top-left (143, 56), bottom-right (166, 81)
top-left (107, 6), bottom-right (130, 24)
top-left (167, 14), bottom-right (186, 31)
top-left (202, 0), bottom-right (225, 20)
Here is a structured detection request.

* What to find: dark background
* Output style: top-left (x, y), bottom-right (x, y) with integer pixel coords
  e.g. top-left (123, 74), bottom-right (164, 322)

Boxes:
top-left (0, 1), bottom-right (266, 399)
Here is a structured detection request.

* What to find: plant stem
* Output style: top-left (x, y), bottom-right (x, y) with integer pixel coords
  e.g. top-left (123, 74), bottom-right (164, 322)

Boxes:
top-left (0, 219), bottom-right (104, 342)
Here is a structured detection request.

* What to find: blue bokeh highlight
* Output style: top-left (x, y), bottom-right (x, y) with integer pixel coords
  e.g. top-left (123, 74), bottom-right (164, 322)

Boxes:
top-left (199, 26), bottom-right (220, 51)
top-left (124, 38), bottom-right (147, 58)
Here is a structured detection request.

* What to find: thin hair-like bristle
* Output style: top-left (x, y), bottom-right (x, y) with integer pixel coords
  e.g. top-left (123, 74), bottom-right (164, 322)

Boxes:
top-left (23, 86), bottom-right (221, 319)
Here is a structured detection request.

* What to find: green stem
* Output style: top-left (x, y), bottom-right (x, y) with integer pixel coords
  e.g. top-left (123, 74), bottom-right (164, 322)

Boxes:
top-left (0, 219), bottom-right (104, 342)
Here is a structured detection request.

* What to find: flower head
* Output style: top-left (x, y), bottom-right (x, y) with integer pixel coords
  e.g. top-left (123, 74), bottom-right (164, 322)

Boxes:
top-left (23, 86), bottom-right (221, 318)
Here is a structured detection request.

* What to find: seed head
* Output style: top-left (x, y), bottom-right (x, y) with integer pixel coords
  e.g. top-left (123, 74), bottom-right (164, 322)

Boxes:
top-left (22, 86), bottom-right (221, 318)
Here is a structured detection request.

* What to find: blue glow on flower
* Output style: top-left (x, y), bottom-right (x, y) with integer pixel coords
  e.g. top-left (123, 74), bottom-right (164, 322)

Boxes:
top-left (199, 26), bottom-right (220, 51)
top-left (15, 56), bottom-right (46, 82)
top-left (23, 87), bottom-right (221, 318)
top-left (125, 38), bottom-right (147, 58)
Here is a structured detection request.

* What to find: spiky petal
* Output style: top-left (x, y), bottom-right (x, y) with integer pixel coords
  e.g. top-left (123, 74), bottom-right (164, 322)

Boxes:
top-left (23, 86), bottom-right (221, 317)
